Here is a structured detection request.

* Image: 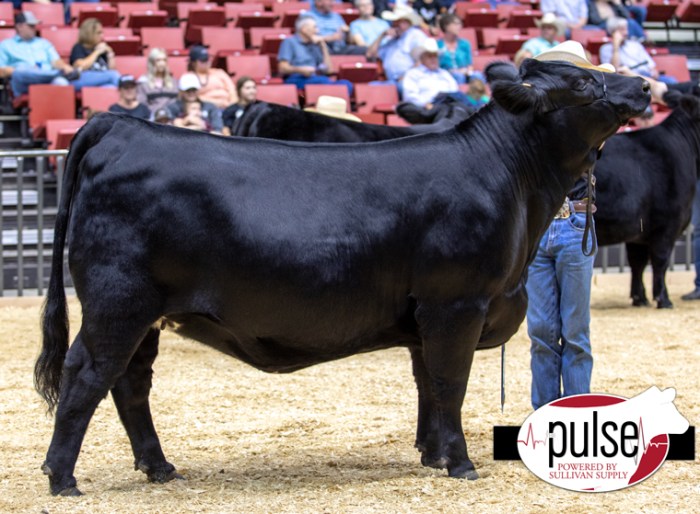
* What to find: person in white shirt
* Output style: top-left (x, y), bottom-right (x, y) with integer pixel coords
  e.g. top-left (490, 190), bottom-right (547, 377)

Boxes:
top-left (401, 38), bottom-right (458, 108)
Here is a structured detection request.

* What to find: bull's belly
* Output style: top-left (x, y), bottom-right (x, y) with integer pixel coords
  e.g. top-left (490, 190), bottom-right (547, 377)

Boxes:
top-left (164, 311), bottom-right (421, 373)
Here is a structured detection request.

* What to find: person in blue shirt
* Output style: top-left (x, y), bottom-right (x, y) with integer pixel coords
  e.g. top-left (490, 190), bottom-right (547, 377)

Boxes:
top-left (366, 5), bottom-right (427, 84)
top-left (308, 0), bottom-right (366, 54)
top-left (436, 13), bottom-right (473, 84)
top-left (278, 16), bottom-right (353, 95)
top-left (0, 12), bottom-right (76, 96)
top-left (349, 0), bottom-right (389, 47)
top-left (516, 13), bottom-right (563, 64)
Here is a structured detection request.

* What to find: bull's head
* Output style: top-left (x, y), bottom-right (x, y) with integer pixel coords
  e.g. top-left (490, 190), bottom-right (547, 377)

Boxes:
top-left (489, 59), bottom-right (651, 144)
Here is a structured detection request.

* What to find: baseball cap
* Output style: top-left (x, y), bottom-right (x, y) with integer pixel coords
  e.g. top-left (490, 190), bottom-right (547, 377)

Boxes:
top-left (15, 11), bottom-right (40, 26)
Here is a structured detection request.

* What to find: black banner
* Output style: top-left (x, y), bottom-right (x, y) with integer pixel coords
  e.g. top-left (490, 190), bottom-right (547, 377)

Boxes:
top-left (493, 425), bottom-right (695, 461)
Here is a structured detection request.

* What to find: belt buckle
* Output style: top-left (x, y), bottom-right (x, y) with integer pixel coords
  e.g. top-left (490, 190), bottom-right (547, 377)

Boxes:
top-left (554, 201), bottom-right (571, 220)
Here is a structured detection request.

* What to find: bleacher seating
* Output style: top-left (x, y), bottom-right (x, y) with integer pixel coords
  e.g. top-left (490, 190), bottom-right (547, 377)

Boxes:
top-left (21, 3), bottom-right (65, 28)
top-left (28, 85), bottom-right (76, 139)
top-left (304, 84), bottom-right (350, 108)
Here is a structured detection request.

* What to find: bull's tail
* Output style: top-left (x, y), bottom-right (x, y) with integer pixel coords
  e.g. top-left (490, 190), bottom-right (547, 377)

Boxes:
top-left (34, 115), bottom-right (110, 414)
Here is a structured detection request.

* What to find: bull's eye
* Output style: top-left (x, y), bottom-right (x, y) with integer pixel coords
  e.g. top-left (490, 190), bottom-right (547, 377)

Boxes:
top-left (573, 79), bottom-right (588, 91)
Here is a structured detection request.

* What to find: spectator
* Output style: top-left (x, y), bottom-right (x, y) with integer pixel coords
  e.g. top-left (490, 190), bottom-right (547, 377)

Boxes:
top-left (278, 16), bottom-right (353, 96)
top-left (180, 45), bottom-right (237, 110)
top-left (539, 0), bottom-right (589, 37)
top-left (173, 100), bottom-right (209, 131)
top-left (411, 0), bottom-right (442, 29)
top-left (166, 74), bottom-right (223, 133)
top-left (308, 0), bottom-right (366, 55)
top-left (517, 13), bottom-right (563, 61)
top-left (599, 17), bottom-right (676, 84)
top-left (587, 0), bottom-right (645, 40)
top-left (464, 73), bottom-right (489, 108)
top-left (69, 18), bottom-right (120, 92)
top-left (402, 38), bottom-right (459, 108)
top-left (0, 12), bottom-right (75, 96)
top-left (436, 13), bottom-right (473, 84)
top-left (349, 0), bottom-right (390, 47)
top-left (222, 76), bottom-right (258, 135)
top-left (108, 75), bottom-right (151, 119)
top-left (137, 48), bottom-right (179, 113)
top-left (367, 5), bottom-right (427, 83)
top-left (153, 107), bottom-right (173, 125)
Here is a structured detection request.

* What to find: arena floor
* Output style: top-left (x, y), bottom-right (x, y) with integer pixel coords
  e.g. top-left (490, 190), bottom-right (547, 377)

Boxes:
top-left (1, 271), bottom-right (698, 513)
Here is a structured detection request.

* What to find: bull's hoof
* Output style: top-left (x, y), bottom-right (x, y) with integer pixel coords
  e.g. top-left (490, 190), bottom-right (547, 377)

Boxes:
top-left (420, 454), bottom-right (448, 469)
top-left (147, 468), bottom-right (184, 484)
top-left (632, 297), bottom-right (650, 307)
top-left (656, 300), bottom-right (673, 309)
top-left (448, 462), bottom-right (479, 480)
top-left (57, 486), bottom-right (83, 497)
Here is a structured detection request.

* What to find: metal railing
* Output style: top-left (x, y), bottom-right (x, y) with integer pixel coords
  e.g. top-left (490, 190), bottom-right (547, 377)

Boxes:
top-left (1, 149), bottom-right (67, 296)
top-left (0, 148), bottom-right (696, 296)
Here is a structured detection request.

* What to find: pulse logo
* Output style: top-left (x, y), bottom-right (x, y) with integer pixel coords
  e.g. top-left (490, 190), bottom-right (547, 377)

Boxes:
top-left (517, 387), bottom-right (689, 492)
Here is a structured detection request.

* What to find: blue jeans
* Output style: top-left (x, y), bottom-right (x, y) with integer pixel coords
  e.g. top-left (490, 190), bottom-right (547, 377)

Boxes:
top-left (10, 67), bottom-right (69, 96)
top-left (692, 179), bottom-right (700, 288)
top-left (284, 73), bottom-right (353, 97)
top-left (70, 70), bottom-right (121, 92)
top-left (526, 212), bottom-right (595, 410)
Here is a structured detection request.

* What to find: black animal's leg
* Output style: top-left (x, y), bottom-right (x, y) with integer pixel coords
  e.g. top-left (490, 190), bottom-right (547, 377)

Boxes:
top-left (111, 328), bottom-right (181, 484)
top-left (409, 348), bottom-right (443, 468)
top-left (626, 243), bottom-right (649, 306)
top-left (414, 300), bottom-right (485, 480)
top-left (42, 316), bottom-right (158, 496)
top-left (649, 244), bottom-right (673, 309)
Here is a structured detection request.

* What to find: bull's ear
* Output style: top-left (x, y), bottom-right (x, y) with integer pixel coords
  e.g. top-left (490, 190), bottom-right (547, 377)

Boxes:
top-left (491, 79), bottom-right (545, 114)
top-left (484, 61), bottom-right (519, 83)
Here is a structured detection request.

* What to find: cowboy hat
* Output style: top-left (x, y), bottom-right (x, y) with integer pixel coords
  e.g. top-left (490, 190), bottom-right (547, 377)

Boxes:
top-left (534, 12), bottom-right (565, 37)
top-left (304, 96), bottom-right (362, 122)
top-left (381, 5), bottom-right (422, 26)
top-left (535, 40), bottom-right (616, 73)
top-left (410, 38), bottom-right (440, 62)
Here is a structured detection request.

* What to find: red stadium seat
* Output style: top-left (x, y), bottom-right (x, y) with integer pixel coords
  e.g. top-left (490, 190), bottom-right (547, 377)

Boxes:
top-left (114, 55), bottom-right (148, 77)
top-left (176, 2), bottom-right (218, 21)
top-left (481, 27), bottom-right (520, 49)
top-left (506, 9), bottom-right (542, 29)
top-left (355, 112), bottom-right (385, 124)
top-left (0, 3), bottom-right (15, 28)
top-left (226, 54), bottom-right (273, 82)
top-left (255, 84), bottom-right (299, 106)
top-left (458, 28), bottom-right (479, 50)
top-left (80, 87), bottom-right (120, 117)
top-left (104, 35), bottom-right (143, 56)
top-left (570, 27), bottom-right (606, 46)
top-left (22, 2), bottom-right (65, 28)
top-left (202, 27), bottom-right (245, 55)
top-left (46, 119), bottom-right (86, 150)
top-left (141, 27), bottom-right (186, 53)
top-left (329, 54), bottom-right (368, 69)
top-left (386, 114), bottom-right (410, 127)
top-left (654, 54), bottom-right (691, 82)
top-left (0, 28), bottom-right (16, 41)
top-left (337, 62), bottom-right (379, 83)
top-left (250, 27), bottom-right (292, 48)
top-left (116, 3), bottom-right (158, 28)
top-left (304, 84), bottom-right (350, 108)
top-left (71, 5), bottom-right (120, 28)
top-left (585, 36), bottom-right (611, 56)
top-left (494, 34), bottom-right (530, 57)
top-left (28, 85), bottom-right (76, 138)
top-left (463, 8), bottom-right (499, 29)
top-left (168, 55), bottom-right (190, 78)
top-left (472, 53), bottom-right (511, 71)
top-left (127, 10), bottom-right (169, 34)
top-left (39, 27), bottom-right (79, 60)
top-left (354, 83), bottom-right (399, 115)
top-left (259, 34), bottom-right (289, 55)
top-left (646, 0), bottom-right (680, 23)
top-left (234, 11), bottom-right (277, 30)
top-left (186, 6), bottom-right (227, 43)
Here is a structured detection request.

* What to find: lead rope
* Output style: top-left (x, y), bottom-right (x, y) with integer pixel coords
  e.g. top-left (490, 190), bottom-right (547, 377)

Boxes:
top-left (582, 143), bottom-right (604, 257)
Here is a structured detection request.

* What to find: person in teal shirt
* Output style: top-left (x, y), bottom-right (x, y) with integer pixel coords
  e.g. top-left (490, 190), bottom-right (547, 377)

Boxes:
top-left (436, 14), bottom-right (473, 85)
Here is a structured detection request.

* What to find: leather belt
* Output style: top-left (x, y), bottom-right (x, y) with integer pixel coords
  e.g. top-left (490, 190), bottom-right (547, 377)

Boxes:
top-left (554, 198), bottom-right (597, 219)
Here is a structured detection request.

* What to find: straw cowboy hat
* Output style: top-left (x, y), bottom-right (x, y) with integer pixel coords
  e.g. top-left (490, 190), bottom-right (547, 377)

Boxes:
top-left (535, 40), bottom-right (616, 73)
top-left (304, 95), bottom-right (362, 122)
top-left (381, 5), bottom-right (423, 26)
top-left (410, 38), bottom-right (440, 62)
top-left (534, 12), bottom-right (566, 37)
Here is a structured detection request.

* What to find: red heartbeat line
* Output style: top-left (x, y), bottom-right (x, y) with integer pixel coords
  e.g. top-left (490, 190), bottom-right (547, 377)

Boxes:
top-left (517, 423), bottom-right (547, 449)
top-left (634, 417), bottom-right (669, 464)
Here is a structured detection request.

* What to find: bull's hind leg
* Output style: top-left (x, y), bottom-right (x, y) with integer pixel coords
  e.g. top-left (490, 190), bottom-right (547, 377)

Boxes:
top-left (42, 318), bottom-right (158, 496)
top-left (409, 348), bottom-right (443, 469)
top-left (627, 243), bottom-right (650, 306)
top-left (414, 300), bottom-right (484, 480)
top-left (110, 328), bottom-right (181, 484)
top-left (649, 242), bottom-right (674, 309)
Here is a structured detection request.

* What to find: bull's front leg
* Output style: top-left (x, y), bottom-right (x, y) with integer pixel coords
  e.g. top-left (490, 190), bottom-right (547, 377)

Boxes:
top-left (413, 299), bottom-right (484, 479)
top-left (626, 243), bottom-right (650, 306)
top-left (649, 244), bottom-right (673, 309)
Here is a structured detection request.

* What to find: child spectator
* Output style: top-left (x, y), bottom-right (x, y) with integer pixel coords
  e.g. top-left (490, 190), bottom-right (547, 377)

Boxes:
top-left (222, 76), bottom-right (258, 135)
top-left (108, 75), bottom-right (151, 119)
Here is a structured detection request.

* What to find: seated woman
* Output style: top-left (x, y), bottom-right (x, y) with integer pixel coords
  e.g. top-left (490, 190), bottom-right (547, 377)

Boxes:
top-left (436, 13), bottom-right (473, 85)
top-left (69, 17), bottom-right (120, 91)
top-left (179, 45), bottom-right (237, 110)
top-left (137, 48), bottom-right (179, 113)
top-left (222, 76), bottom-right (258, 136)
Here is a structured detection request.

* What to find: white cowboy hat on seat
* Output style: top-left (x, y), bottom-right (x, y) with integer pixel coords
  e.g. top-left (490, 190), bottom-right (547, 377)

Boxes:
top-left (534, 40), bottom-right (616, 73)
top-left (304, 95), bottom-right (362, 122)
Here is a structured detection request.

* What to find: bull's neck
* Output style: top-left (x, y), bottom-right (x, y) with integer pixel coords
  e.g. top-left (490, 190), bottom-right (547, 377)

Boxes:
top-left (664, 109), bottom-right (700, 162)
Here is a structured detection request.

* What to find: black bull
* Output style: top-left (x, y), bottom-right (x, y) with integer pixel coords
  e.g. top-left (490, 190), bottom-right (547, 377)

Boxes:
top-left (231, 98), bottom-right (474, 142)
top-left (35, 60), bottom-right (650, 496)
top-left (594, 92), bottom-right (700, 308)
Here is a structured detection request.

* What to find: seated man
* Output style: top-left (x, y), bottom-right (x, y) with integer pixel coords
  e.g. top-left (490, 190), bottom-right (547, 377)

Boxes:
top-left (278, 16), bottom-right (353, 96)
top-left (108, 75), bottom-right (151, 120)
top-left (308, 0), bottom-right (366, 55)
top-left (402, 38), bottom-right (459, 108)
top-left (518, 13), bottom-right (564, 60)
top-left (367, 5), bottom-right (427, 84)
top-left (166, 74), bottom-right (224, 133)
top-left (350, 0), bottom-right (390, 47)
top-left (0, 12), bottom-right (76, 96)
top-left (600, 17), bottom-right (676, 84)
